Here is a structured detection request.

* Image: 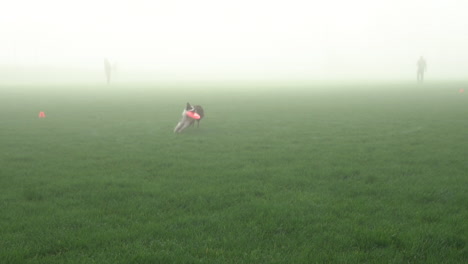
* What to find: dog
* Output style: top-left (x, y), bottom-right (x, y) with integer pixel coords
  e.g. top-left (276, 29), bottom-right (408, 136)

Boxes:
top-left (173, 102), bottom-right (205, 133)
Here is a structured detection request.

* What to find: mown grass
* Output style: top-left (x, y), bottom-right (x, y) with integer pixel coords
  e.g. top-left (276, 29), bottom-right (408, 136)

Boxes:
top-left (1, 81), bottom-right (467, 263)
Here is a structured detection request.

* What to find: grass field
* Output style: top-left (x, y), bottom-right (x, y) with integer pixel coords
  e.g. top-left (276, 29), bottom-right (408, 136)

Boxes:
top-left (1, 81), bottom-right (467, 263)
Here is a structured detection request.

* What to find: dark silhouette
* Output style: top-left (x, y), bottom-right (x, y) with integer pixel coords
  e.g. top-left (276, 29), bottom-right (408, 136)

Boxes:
top-left (104, 58), bottom-right (112, 84)
top-left (417, 56), bottom-right (427, 83)
top-left (188, 103), bottom-right (205, 128)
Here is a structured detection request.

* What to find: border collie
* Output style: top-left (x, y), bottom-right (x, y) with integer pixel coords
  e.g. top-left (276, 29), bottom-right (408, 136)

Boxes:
top-left (174, 102), bottom-right (205, 133)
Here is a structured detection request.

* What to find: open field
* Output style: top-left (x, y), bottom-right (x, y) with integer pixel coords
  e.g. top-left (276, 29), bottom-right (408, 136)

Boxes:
top-left (1, 81), bottom-right (467, 263)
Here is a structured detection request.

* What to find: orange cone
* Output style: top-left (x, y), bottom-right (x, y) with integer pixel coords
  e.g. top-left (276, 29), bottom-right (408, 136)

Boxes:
top-left (38, 111), bottom-right (46, 118)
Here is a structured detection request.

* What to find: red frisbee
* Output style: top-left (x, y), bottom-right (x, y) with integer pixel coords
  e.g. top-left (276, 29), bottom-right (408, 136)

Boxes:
top-left (186, 111), bottom-right (201, 119)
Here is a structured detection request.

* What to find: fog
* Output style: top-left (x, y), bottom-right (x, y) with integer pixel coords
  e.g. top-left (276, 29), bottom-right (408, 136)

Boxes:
top-left (1, 0), bottom-right (468, 84)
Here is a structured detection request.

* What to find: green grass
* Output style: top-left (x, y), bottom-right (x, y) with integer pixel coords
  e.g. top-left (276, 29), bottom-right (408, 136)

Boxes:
top-left (1, 81), bottom-right (467, 263)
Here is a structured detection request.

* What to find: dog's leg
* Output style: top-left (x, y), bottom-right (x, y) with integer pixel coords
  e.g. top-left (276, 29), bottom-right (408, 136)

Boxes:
top-left (174, 121), bottom-right (183, 133)
top-left (174, 119), bottom-right (194, 133)
top-left (174, 110), bottom-right (189, 133)
top-left (180, 120), bottom-right (192, 132)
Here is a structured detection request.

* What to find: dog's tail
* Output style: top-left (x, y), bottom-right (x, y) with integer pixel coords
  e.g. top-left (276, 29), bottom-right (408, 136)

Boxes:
top-left (186, 102), bottom-right (194, 111)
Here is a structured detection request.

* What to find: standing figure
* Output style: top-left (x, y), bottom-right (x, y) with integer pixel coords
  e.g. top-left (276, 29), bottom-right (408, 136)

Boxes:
top-left (417, 56), bottom-right (427, 83)
top-left (104, 58), bottom-right (112, 84)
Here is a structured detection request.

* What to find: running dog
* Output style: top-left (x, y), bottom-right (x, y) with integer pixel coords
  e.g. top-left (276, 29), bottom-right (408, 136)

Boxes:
top-left (173, 102), bottom-right (205, 133)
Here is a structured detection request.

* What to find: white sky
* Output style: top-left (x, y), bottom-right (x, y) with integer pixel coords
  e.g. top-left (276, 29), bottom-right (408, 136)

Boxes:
top-left (1, 0), bottom-right (468, 81)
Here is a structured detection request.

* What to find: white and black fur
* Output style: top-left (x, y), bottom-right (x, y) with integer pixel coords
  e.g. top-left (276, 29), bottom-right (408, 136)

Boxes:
top-left (173, 102), bottom-right (205, 133)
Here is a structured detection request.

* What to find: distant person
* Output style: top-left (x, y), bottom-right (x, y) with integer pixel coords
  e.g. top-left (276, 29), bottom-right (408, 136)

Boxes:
top-left (417, 56), bottom-right (427, 83)
top-left (104, 58), bottom-right (112, 84)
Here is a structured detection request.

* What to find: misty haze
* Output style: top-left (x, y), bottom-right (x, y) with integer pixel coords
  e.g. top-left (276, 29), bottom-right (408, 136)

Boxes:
top-left (1, 0), bottom-right (468, 83)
